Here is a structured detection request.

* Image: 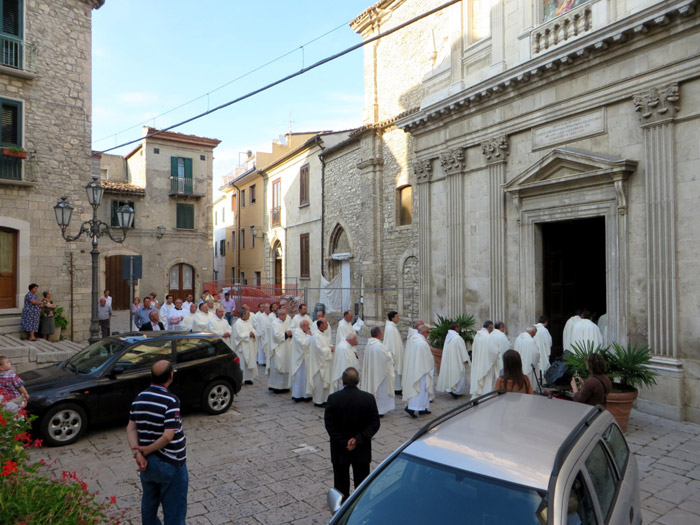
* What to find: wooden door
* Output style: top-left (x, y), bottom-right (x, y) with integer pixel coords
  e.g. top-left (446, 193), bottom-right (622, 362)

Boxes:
top-left (169, 263), bottom-right (194, 300)
top-left (105, 255), bottom-right (131, 310)
top-left (0, 228), bottom-right (17, 308)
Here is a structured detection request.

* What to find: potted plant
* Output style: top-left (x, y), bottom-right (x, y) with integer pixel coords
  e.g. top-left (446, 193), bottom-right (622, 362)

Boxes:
top-left (565, 341), bottom-right (657, 431)
top-left (49, 306), bottom-right (69, 342)
top-left (1, 146), bottom-right (27, 159)
top-left (428, 314), bottom-right (476, 375)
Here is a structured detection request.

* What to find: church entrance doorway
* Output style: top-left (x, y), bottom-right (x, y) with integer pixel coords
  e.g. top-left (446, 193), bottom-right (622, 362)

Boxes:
top-left (541, 216), bottom-right (606, 360)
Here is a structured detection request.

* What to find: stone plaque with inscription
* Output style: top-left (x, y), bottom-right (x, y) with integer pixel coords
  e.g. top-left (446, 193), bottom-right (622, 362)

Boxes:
top-left (533, 109), bottom-right (606, 149)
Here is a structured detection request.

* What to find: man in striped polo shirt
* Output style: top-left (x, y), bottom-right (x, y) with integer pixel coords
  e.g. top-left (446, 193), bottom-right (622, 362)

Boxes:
top-left (127, 360), bottom-right (188, 525)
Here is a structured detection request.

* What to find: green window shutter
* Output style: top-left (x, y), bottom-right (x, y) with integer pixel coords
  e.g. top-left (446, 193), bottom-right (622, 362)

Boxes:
top-left (184, 158), bottom-right (193, 180)
top-left (111, 200), bottom-right (118, 227)
top-left (2, 0), bottom-right (22, 38)
top-left (177, 203), bottom-right (194, 229)
top-left (171, 157), bottom-right (178, 178)
top-left (0, 99), bottom-right (20, 146)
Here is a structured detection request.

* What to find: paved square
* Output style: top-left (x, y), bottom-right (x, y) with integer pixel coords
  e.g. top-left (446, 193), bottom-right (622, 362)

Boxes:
top-left (29, 358), bottom-right (700, 524)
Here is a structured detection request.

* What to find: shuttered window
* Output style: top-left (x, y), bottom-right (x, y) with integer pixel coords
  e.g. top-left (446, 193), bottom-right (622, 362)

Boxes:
top-left (300, 233), bottom-right (310, 279)
top-left (176, 203), bottom-right (194, 229)
top-left (0, 98), bottom-right (20, 146)
top-left (219, 239), bottom-right (225, 256)
top-left (299, 164), bottom-right (309, 206)
top-left (2, 0), bottom-right (21, 37)
top-left (250, 184), bottom-right (256, 204)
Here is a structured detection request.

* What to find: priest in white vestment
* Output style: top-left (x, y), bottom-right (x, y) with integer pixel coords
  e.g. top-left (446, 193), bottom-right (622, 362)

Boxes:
top-left (436, 323), bottom-right (470, 397)
top-left (469, 321), bottom-right (494, 397)
top-left (477, 322), bottom-right (509, 397)
top-left (289, 303), bottom-right (313, 331)
top-left (563, 310), bottom-right (582, 352)
top-left (403, 325), bottom-right (434, 417)
top-left (265, 306), bottom-right (278, 373)
top-left (407, 320), bottom-right (424, 338)
top-left (534, 316), bottom-right (553, 375)
top-left (159, 295), bottom-right (175, 325)
top-left (597, 313), bottom-right (609, 346)
top-left (191, 303), bottom-right (212, 332)
top-left (330, 333), bottom-right (360, 393)
top-left (232, 307), bottom-right (258, 383)
top-left (166, 299), bottom-right (186, 331)
top-left (335, 310), bottom-right (356, 348)
top-left (290, 320), bottom-right (313, 400)
top-left (383, 311), bottom-right (404, 394)
top-left (361, 326), bottom-right (395, 415)
top-left (570, 310), bottom-right (603, 350)
top-left (180, 303), bottom-right (198, 332)
top-left (307, 318), bottom-right (334, 406)
top-left (208, 308), bottom-right (233, 349)
top-left (268, 308), bottom-right (292, 392)
top-left (253, 304), bottom-right (269, 365)
top-left (514, 326), bottom-right (540, 391)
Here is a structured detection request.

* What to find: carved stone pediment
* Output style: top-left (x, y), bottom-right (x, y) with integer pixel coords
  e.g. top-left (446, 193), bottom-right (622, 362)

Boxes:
top-left (505, 147), bottom-right (637, 196)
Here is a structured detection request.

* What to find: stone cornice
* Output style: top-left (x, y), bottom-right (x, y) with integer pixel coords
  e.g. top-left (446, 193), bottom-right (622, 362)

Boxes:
top-left (398, 0), bottom-right (698, 133)
top-left (439, 147), bottom-right (465, 175)
top-left (350, 0), bottom-right (407, 36)
top-left (633, 83), bottom-right (681, 125)
top-left (481, 136), bottom-right (509, 164)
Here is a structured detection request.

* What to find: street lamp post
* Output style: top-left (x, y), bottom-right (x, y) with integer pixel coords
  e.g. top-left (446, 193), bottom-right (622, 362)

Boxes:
top-left (54, 175), bottom-right (134, 344)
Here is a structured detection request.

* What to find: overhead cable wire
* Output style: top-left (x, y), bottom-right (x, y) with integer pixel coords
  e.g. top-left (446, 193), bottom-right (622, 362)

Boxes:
top-left (98, 0), bottom-right (461, 154)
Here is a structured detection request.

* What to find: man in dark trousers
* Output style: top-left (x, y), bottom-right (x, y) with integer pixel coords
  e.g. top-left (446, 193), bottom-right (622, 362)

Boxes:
top-left (324, 367), bottom-right (381, 501)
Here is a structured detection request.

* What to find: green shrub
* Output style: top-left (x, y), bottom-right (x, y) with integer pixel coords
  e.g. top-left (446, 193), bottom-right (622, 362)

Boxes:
top-left (428, 314), bottom-right (476, 349)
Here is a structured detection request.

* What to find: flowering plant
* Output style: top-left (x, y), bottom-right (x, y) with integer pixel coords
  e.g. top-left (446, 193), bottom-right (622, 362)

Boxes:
top-left (0, 398), bottom-right (123, 523)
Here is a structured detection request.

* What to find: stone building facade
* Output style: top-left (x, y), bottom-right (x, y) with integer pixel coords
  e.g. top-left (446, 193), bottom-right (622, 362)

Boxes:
top-left (0, 0), bottom-right (104, 341)
top-left (335, 0), bottom-right (700, 421)
top-left (98, 127), bottom-right (220, 309)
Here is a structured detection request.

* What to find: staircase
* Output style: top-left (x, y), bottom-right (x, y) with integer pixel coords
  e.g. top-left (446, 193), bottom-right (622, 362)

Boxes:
top-left (0, 334), bottom-right (85, 374)
top-left (0, 313), bottom-right (21, 338)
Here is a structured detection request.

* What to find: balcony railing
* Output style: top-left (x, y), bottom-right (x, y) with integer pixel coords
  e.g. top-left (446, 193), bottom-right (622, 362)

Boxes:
top-left (270, 206), bottom-right (281, 227)
top-left (531, 2), bottom-right (594, 56)
top-left (0, 156), bottom-right (22, 181)
top-left (170, 176), bottom-right (193, 195)
top-left (0, 35), bottom-right (36, 73)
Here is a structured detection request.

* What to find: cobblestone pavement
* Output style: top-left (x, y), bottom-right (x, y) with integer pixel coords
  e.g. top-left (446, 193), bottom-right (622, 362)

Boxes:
top-left (29, 351), bottom-right (700, 524)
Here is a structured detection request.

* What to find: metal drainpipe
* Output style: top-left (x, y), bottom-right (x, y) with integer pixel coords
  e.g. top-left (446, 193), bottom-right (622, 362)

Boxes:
top-left (70, 251), bottom-right (74, 341)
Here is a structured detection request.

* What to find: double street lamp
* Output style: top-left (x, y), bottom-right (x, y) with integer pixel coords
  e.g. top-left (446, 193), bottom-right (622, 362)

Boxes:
top-left (54, 175), bottom-right (134, 344)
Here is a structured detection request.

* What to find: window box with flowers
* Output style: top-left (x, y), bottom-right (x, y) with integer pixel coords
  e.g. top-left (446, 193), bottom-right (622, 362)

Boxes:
top-left (1, 146), bottom-right (27, 159)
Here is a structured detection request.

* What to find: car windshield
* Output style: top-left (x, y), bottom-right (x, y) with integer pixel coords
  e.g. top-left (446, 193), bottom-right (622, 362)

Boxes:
top-left (336, 453), bottom-right (547, 525)
top-left (64, 339), bottom-right (130, 374)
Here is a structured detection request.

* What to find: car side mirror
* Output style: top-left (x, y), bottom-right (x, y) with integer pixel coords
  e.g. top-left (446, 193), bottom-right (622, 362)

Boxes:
top-left (327, 488), bottom-right (344, 514)
top-left (110, 366), bottom-right (125, 377)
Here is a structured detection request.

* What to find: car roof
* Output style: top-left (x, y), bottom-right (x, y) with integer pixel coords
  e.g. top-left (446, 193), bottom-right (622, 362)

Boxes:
top-left (104, 331), bottom-right (220, 345)
top-left (403, 393), bottom-right (597, 491)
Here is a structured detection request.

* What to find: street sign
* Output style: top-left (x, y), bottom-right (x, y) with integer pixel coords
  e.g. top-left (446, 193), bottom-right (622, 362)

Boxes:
top-left (122, 255), bottom-right (142, 280)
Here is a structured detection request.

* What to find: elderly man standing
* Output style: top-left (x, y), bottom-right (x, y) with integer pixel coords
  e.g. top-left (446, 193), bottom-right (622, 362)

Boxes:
top-left (127, 360), bottom-right (188, 525)
top-left (436, 322), bottom-right (470, 398)
top-left (470, 321), bottom-right (494, 398)
top-left (233, 306), bottom-right (257, 384)
top-left (403, 324), bottom-right (434, 418)
top-left (269, 308), bottom-right (292, 393)
top-left (383, 311), bottom-right (404, 395)
top-left (336, 310), bottom-right (355, 348)
top-left (191, 304), bottom-right (211, 332)
top-left (290, 319), bottom-right (313, 401)
top-left (361, 326), bottom-right (395, 415)
top-left (208, 307), bottom-right (233, 349)
top-left (307, 318), bottom-right (334, 407)
top-left (514, 325), bottom-right (540, 390)
top-left (180, 303), bottom-right (198, 332)
top-left (97, 296), bottom-right (112, 339)
top-left (331, 333), bottom-right (360, 393)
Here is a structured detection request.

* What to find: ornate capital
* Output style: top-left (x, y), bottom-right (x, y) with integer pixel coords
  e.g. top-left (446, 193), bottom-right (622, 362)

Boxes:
top-left (481, 135), bottom-right (509, 163)
top-left (633, 83), bottom-right (680, 124)
top-left (439, 147), bottom-right (465, 175)
top-left (413, 159), bottom-right (433, 184)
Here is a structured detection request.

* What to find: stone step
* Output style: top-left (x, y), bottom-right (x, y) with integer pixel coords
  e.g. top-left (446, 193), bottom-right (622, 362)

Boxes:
top-left (0, 334), bottom-right (85, 373)
top-left (0, 315), bottom-right (21, 336)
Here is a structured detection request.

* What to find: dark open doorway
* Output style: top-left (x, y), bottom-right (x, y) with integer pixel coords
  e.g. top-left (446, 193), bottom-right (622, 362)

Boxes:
top-left (542, 217), bottom-right (606, 360)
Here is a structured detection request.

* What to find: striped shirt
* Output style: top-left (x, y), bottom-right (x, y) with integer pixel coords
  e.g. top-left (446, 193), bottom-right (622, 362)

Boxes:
top-left (129, 384), bottom-right (186, 465)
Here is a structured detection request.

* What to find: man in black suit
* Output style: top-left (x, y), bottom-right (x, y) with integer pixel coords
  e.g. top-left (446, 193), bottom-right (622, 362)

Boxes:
top-left (324, 367), bottom-right (380, 501)
top-left (140, 311), bottom-right (165, 331)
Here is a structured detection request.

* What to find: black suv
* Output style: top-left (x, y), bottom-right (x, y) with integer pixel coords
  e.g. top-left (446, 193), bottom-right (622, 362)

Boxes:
top-left (20, 332), bottom-right (242, 446)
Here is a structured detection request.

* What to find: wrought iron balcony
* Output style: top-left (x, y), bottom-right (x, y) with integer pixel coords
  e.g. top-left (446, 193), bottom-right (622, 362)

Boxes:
top-left (0, 36), bottom-right (37, 73)
top-left (170, 176), bottom-right (193, 195)
top-left (270, 206), bottom-right (281, 227)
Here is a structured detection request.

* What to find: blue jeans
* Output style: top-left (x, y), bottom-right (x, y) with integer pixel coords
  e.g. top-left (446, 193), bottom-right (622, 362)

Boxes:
top-left (225, 312), bottom-right (233, 325)
top-left (139, 453), bottom-right (188, 525)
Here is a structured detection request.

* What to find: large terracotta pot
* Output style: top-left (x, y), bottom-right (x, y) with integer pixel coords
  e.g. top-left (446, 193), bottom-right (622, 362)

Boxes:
top-left (48, 327), bottom-right (61, 343)
top-left (606, 389), bottom-right (638, 432)
top-left (431, 347), bottom-right (443, 376)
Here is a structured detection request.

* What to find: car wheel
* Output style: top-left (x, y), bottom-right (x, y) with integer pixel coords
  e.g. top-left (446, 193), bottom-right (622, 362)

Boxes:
top-left (40, 403), bottom-right (87, 446)
top-left (201, 380), bottom-right (233, 415)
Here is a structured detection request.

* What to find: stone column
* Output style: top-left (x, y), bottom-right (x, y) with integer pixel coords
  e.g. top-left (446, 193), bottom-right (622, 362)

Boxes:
top-left (440, 148), bottom-right (465, 316)
top-left (633, 83), bottom-right (680, 358)
top-left (482, 136), bottom-right (509, 323)
top-left (414, 159), bottom-right (433, 321)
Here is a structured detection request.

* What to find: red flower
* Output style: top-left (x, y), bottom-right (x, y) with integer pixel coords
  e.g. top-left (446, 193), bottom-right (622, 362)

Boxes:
top-left (32, 438), bottom-right (43, 447)
top-left (0, 413), bottom-right (6, 426)
top-left (1, 460), bottom-right (18, 476)
top-left (110, 496), bottom-right (117, 505)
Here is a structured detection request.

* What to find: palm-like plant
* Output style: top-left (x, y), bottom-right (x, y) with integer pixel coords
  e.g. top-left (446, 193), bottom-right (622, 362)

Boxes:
top-left (428, 314), bottom-right (476, 349)
top-left (564, 340), bottom-right (609, 378)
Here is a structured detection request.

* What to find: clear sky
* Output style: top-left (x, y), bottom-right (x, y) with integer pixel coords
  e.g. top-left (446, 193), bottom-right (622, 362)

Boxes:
top-left (92, 0), bottom-right (373, 180)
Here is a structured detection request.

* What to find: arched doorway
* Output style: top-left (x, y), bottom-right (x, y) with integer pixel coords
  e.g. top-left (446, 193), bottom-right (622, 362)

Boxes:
top-left (169, 263), bottom-right (194, 300)
top-left (0, 227), bottom-right (18, 308)
top-left (272, 242), bottom-right (282, 287)
top-left (328, 225), bottom-right (351, 280)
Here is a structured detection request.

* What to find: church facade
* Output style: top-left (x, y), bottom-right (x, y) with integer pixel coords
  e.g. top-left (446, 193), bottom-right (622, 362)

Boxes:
top-left (332, 0), bottom-right (700, 422)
